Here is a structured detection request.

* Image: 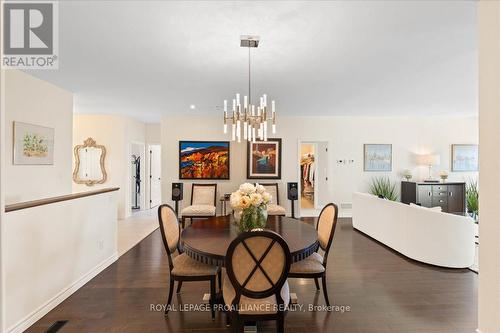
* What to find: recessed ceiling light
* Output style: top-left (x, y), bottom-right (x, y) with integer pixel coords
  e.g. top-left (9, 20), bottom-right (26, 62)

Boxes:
top-left (190, 104), bottom-right (196, 110)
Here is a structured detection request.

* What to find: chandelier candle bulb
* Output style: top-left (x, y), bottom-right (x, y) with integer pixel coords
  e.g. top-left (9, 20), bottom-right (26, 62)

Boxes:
top-left (244, 121), bottom-right (248, 140)
top-left (244, 95), bottom-right (248, 108)
top-left (232, 99), bottom-right (236, 111)
top-left (236, 93), bottom-right (240, 106)
top-left (224, 100), bottom-right (228, 112)
top-left (272, 100), bottom-right (275, 113)
top-left (272, 123), bottom-right (276, 134)
top-left (232, 123), bottom-right (236, 141)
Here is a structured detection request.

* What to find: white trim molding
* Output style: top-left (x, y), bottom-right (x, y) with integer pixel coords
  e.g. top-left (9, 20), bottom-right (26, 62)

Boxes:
top-left (7, 253), bottom-right (118, 333)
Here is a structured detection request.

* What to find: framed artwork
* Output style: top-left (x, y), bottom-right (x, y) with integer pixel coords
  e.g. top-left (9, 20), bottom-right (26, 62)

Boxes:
top-left (247, 138), bottom-right (282, 179)
top-left (364, 144), bottom-right (392, 172)
top-left (179, 141), bottom-right (230, 179)
top-left (452, 144), bottom-right (478, 172)
top-left (13, 121), bottom-right (55, 165)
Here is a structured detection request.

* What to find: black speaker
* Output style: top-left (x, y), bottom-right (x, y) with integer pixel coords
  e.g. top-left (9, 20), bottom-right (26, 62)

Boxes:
top-left (172, 183), bottom-right (183, 201)
top-left (287, 182), bottom-right (298, 200)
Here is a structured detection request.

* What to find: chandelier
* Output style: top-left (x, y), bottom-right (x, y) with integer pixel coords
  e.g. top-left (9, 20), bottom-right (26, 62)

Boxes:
top-left (223, 35), bottom-right (276, 143)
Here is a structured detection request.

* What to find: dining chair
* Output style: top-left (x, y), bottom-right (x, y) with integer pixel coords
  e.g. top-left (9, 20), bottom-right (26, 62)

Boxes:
top-left (260, 183), bottom-right (286, 216)
top-left (224, 230), bottom-right (291, 333)
top-left (158, 204), bottom-right (220, 320)
top-left (181, 183), bottom-right (217, 228)
top-left (288, 203), bottom-right (338, 306)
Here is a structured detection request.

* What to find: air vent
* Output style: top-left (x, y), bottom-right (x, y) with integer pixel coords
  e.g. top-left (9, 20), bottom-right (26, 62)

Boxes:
top-left (45, 320), bottom-right (68, 333)
top-left (340, 203), bottom-right (352, 209)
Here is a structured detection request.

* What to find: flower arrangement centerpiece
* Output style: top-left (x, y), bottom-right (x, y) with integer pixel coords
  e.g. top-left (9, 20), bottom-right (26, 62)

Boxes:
top-left (230, 183), bottom-right (272, 231)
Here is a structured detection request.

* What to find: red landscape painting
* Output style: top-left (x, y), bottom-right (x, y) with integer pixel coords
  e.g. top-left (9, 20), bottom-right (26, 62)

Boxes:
top-left (179, 141), bottom-right (230, 179)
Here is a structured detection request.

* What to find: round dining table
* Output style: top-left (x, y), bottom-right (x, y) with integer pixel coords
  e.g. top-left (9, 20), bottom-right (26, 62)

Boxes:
top-left (181, 215), bottom-right (319, 267)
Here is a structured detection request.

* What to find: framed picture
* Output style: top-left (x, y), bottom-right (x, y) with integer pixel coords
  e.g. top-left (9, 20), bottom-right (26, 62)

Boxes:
top-left (13, 121), bottom-right (55, 165)
top-left (452, 144), bottom-right (478, 172)
top-left (247, 138), bottom-right (282, 179)
top-left (179, 141), bottom-right (230, 179)
top-left (364, 144), bottom-right (392, 172)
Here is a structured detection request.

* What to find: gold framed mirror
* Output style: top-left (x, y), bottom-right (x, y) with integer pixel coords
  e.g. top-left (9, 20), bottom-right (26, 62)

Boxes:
top-left (73, 137), bottom-right (107, 186)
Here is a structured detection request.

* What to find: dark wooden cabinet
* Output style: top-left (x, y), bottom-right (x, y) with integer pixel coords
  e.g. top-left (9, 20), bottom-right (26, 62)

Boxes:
top-left (401, 181), bottom-right (466, 213)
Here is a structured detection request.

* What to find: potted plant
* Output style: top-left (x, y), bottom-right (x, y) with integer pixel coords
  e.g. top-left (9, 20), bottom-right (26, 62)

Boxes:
top-left (370, 177), bottom-right (398, 201)
top-left (230, 183), bottom-right (272, 231)
top-left (466, 180), bottom-right (479, 220)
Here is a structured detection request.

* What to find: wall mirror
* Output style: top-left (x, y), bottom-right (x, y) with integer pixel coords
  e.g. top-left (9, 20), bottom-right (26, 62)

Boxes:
top-left (73, 137), bottom-right (107, 186)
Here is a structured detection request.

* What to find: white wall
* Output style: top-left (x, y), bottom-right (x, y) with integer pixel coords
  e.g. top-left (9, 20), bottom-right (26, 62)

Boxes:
top-left (4, 71), bottom-right (73, 204)
top-left (4, 191), bottom-right (118, 333)
top-left (161, 115), bottom-right (478, 216)
top-left (478, 2), bottom-right (500, 332)
top-left (73, 115), bottom-right (147, 218)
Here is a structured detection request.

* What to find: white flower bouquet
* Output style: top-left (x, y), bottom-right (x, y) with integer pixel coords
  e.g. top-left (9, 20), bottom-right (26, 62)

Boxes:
top-left (230, 183), bottom-right (272, 231)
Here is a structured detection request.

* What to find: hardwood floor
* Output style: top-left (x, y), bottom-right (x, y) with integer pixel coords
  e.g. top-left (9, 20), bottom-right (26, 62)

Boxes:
top-left (26, 218), bottom-right (477, 333)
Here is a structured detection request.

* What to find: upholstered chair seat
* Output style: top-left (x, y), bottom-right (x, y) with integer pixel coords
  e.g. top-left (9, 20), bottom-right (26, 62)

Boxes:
top-left (261, 183), bottom-right (286, 216)
top-left (181, 205), bottom-right (216, 216)
top-left (181, 184), bottom-right (217, 228)
top-left (288, 203), bottom-right (339, 307)
top-left (223, 271), bottom-right (290, 315)
top-left (224, 230), bottom-right (292, 333)
top-left (267, 204), bottom-right (286, 216)
top-left (289, 252), bottom-right (325, 274)
top-left (172, 253), bottom-right (219, 276)
top-left (158, 204), bottom-right (220, 320)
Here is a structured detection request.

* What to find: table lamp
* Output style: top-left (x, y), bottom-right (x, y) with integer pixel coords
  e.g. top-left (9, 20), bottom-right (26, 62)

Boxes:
top-left (417, 154), bottom-right (441, 182)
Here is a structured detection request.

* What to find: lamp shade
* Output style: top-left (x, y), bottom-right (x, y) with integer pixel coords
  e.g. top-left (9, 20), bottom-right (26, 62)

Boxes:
top-left (417, 154), bottom-right (440, 166)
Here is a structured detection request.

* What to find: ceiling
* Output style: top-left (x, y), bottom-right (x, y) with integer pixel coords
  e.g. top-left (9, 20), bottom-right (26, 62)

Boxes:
top-left (26, 1), bottom-right (478, 123)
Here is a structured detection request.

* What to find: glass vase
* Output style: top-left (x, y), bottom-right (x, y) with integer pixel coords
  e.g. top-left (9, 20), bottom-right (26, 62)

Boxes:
top-left (239, 206), bottom-right (268, 232)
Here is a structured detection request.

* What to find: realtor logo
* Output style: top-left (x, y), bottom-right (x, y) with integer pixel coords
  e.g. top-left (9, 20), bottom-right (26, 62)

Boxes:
top-left (2, 1), bottom-right (58, 69)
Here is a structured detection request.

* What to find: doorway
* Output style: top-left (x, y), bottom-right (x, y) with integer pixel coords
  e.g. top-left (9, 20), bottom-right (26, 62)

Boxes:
top-left (148, 144), bottom-right (162, 209)
top-left (131, 142), bottom-right (146, 212)
top-left (298, 140), bottom-right (329, 217)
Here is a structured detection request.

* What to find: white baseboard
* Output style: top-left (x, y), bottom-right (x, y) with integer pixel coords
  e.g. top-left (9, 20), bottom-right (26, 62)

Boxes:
top-left (7, 252), bottom-right (118, 333)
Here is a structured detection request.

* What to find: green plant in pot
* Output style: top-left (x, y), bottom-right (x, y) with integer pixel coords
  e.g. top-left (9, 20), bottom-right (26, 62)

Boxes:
top-left (370, 177), bottom-right (398, 201)
top-left (230, 183), bottom-right (272, 232)
top-left (466, 180), bottom-right (479, 218)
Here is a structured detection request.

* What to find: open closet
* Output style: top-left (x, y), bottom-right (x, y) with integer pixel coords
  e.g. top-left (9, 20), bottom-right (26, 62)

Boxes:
top-left (300, 144), bottom-right (316, 209)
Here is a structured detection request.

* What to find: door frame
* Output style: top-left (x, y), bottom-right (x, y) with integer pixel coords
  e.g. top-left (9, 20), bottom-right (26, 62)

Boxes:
top-left (148, 144), bottom-right (161, 209)
top-left (296, 138), bottom-right (332, 218)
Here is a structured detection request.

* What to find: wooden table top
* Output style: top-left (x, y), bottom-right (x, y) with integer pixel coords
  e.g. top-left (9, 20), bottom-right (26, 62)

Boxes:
top-left (181, 215), bottom-right (319, 266)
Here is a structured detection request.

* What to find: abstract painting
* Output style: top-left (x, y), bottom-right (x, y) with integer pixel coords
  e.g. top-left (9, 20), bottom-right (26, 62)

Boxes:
top-left (13, 122), bottom-right (54, 165)
top-left (179, 141), bottom-right (230, 179)
top-left (247, 138), bottom-right (282, 179)
top-left (364, 144), bottom-right (392, 172)
top-left (452, 144), bottom-right (478, 172)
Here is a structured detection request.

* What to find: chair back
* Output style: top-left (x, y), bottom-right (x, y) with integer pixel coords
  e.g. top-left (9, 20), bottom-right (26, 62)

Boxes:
top-left (158, 204), bottom-right (180, 271)
top-left (225, 230), bottom-right (291, 306)
top-left (261, 183), bottom-right (280, 205)
top-left (316, 203), bottom-right (339, 261)
top-left (191, 183), bottom-right (217, 206)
